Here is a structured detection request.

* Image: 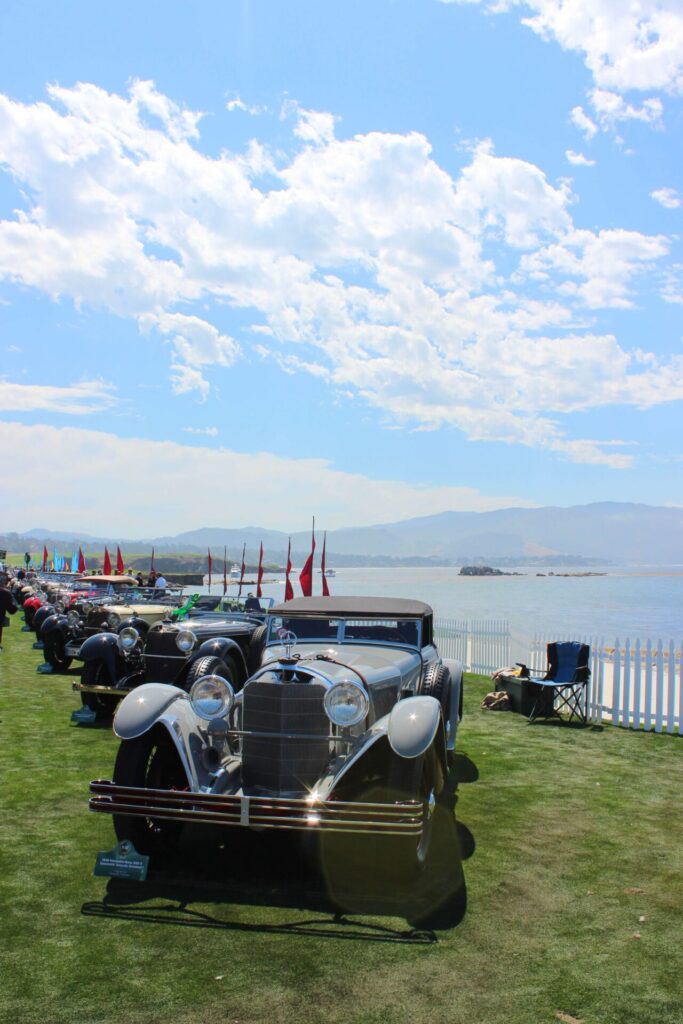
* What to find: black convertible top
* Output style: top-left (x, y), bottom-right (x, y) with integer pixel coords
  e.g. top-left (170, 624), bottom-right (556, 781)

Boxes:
top-left (270, 596), bottom-right (433, 618)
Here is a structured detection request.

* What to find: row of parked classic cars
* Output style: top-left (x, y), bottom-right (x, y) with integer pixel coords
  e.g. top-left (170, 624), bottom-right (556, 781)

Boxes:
top-left (10, 570), bottom-right (466, 925)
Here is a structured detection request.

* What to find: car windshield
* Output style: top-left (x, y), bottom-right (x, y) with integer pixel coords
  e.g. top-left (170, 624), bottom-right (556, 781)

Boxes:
top-left (343, 618), bottom-right (420, 646)
top-left (268, 616), bottom-right (420, 646)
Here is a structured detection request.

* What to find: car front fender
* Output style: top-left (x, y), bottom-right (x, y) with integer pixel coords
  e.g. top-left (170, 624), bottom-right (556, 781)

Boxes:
top-left (114, 683), bottom-right (187, 740)
top-left (39, 613), bottom-right (69, 639)
top-left (388, 695), bottom-right (442, 759)
top-left (114, 685), bottom-right (204, 789)
top-left (79, 631), bottom-right (121, 683)
top-left (193, 637), bottom-right (248, 680)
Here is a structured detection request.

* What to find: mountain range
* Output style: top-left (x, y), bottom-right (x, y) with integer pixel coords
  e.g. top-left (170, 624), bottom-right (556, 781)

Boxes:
top-left (6, 502), bottom-right (683, 566)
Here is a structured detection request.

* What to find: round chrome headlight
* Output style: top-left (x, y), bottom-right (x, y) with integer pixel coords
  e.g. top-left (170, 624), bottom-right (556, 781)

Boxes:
top-left (55, 601), bottom-right (65, 613)
top-left (324, 681), bottom-right (369, 728)
top-left (176, 629), bottom-right (197, 653)
top-left (82, 601), bottom-right (93, 616)
top-left (189, 675), bottom-right (234, 721)
top-left (107, 611), bottom-right (121, 628)
top-left (67, 609), bottom-right (80, 626)
top-left (117, 626), bottom-right (140, 652)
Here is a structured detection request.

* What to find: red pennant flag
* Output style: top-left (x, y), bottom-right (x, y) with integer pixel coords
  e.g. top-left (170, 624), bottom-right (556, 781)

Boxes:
top-left (103, 546), bottom-right (112, 575)
top-left (116, 545), bottom-right (124, 575)
top-left (299, 518), bottom-right (316, 597)
top-left (207, 548), bottom-right (213, 591)
top-left (321, 532), bottom-right (330, 597)
top-left (77, 547), bottom-right (86, 574)
top-left (42, 545), bottom-right (49, 571)
top-left (238, 543), bottom-right (246, 597)
top-left (284, 538), bottom-right (294, 601)
top-left (223, 546), bottom-right (228, 595)
top-left (257, 542), bottom-right (264, 598)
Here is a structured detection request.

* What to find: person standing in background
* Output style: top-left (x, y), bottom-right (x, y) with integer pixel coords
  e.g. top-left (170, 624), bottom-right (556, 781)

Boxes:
top-left (0, 576), bottom-right (18, 651)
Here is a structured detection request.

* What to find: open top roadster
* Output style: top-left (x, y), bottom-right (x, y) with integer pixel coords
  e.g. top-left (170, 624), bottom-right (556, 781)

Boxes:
top-left (89, 596), bottom-right (465, 922)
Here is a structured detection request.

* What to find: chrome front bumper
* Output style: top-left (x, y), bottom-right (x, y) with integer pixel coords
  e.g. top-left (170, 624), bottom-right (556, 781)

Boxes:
top-left (89, 780), bottom-right (424, 836)
top-left (73, 683), bottom-right (129, 696)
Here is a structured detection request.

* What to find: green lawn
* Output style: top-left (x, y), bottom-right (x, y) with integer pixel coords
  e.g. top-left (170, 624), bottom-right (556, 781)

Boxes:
top-left (1, 618), bottom-right (681, 1024)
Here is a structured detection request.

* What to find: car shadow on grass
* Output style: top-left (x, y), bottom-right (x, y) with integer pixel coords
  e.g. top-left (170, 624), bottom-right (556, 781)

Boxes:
top-left (81, 762), bottom-right (476, 942)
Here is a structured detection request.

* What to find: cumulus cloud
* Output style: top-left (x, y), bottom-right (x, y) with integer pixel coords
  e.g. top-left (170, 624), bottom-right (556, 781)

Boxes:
top-left (0, 378), bottom-right (116, 414)
top-left (565, 150), bottom-right (595, 166)
top-left (442, 1), bottom-right (683, 95)
top-left (651, 187), bottom-right (681, 209)
top-left (519, 228), bottom-right (669, 308)
top-left (140, 312), bottom-right (239, 395)
top-left (589, 88), bottom-right (663, 129)
top-left (0, 81), bottom-right (678, 467)
top-left (570, 106), bottom-right (598, 139)
top-left (226, 95), bottom-right (265, 115)
top-left (0, 421), bottom-right (537, 533)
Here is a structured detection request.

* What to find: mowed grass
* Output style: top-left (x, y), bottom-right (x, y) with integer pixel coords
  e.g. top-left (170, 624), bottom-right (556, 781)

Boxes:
top-left (1, 619), bottom-right (681, 1024)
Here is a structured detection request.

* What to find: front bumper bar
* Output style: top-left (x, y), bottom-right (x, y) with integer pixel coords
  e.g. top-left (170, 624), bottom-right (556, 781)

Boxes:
top-left (89, 780), bottom-right (424, 836)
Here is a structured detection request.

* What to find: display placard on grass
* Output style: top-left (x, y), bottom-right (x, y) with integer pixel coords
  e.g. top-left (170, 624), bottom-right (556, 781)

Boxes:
top-left (94, 840), bottom-right (149, 882)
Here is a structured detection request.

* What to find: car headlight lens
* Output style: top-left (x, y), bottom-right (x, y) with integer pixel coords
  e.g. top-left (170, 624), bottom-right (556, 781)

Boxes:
top-left (117, 626), bottom-right (140, 652)
top-left (67, 609), bottom-right (80, 626)
top-left (189, 675), bottom-right (234, 721)
top-left (324, 681), bottom-right (369, 728)
top-left (82, 601), bottom-right (93, 616)
top-left (107, 611), bottom-right (121, 628)
top-left (175, 629), bottom-right (197, 653)
top-left (55, 601), bottom-right (65, 613)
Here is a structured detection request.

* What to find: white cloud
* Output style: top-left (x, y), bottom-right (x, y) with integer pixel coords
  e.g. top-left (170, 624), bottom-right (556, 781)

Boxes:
top-left (0, 81), bottom-right (678, 467)
top-left (570, 106), bottom-right (598, 139)
top-left (183, 426), bottom-right (219, 436)
top-left (226, 96), bottom-right (265, 115)
top-left (0, 378), bottom-right (116, 414)
top-left (519, 228), bottom-right (669, 308)
top-left (169, 363), bottom-right (210, 399)
top-left (651, 187), bottom-right (681, 209)
top-left (589, 88), bottom-right (663, 129)
top-left (0, 420), bottom-right (537, 533)
top-left (141, 312), bottom-right (240, 392)
top-left (661, 265), bottom-right (683, 306)
top-left (565, 150), bottom-right (595, 166)
top-left (282, 100), bottom-right (337, 147)
top-left (443, 1), bottom-right (683, 94)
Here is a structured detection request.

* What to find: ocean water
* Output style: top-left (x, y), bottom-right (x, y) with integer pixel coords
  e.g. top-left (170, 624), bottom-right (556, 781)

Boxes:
top-left (217, 565), bottom-right (683, 660)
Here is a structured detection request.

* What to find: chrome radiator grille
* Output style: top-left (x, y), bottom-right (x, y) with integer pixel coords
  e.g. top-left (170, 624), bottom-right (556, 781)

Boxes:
top-left (241, 680), bottom-right (330, 793)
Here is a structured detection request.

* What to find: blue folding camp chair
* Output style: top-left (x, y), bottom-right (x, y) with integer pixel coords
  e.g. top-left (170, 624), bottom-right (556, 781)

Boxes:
top-left (526, 641), bottom-right (591, 724)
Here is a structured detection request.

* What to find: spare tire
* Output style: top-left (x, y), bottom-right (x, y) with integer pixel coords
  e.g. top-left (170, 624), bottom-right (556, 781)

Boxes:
top-left (247, 624), bottom-right (267, 673)
top-left (419, 662), bottom-right (451, 722)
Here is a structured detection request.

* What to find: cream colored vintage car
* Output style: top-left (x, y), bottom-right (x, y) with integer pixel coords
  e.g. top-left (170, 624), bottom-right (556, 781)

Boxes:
top-left (71, 576), bottom-right (184, 635)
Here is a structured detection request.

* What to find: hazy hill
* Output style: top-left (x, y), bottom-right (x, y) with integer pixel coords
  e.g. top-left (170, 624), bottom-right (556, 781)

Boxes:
top-left (6, 502), bottom-right (683, 565)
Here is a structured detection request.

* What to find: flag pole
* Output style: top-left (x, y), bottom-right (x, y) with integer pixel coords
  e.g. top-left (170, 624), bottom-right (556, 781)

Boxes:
top-left (238, 543), bottom-right (246, 597)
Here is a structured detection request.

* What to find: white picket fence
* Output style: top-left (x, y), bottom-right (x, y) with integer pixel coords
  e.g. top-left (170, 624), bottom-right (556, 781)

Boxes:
top-left (529, 634), bottom-right (682, 734)
top-left (434, 618), bottom-right (510, 675)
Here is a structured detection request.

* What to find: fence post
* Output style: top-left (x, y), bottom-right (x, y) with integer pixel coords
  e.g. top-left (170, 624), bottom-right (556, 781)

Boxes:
top-left (654, 641), bottom-right (664, 734)
top-left (622, 639), bottom-right (631, 728)
top-left (666, 641), bottom-right (676, 734)
top-left (644, 641), bottom-right (653, 732)
top-left (632, 639), bottom-right (642, 731)
top-left (596, 637), bottom-right (604, 726)
top-left (612, 640), bottom-right (621, 728)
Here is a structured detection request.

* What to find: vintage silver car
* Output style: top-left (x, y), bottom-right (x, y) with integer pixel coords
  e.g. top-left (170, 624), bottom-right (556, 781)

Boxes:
top-left (89, 596), bottom-right (464, 921)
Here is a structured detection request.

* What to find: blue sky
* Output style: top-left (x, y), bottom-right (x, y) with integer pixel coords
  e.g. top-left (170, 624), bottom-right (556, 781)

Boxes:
top-left (1, 0), bottom-right (681, 536)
